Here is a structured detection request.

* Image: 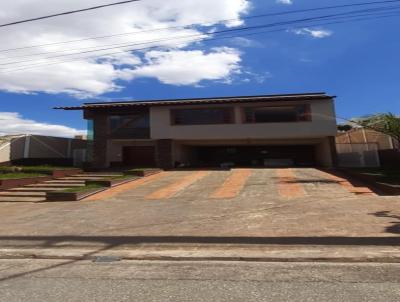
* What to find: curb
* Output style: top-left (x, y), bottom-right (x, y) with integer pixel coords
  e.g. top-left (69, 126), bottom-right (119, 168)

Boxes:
top-left (2, 247), bottom-right (400, 263)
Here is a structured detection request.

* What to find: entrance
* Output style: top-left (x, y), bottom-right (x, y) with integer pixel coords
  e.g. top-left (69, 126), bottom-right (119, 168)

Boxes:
top-left (122, 146), bottom-right (156, 167)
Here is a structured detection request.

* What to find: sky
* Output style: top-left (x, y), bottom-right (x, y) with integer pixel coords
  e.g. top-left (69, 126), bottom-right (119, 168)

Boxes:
top-left (0, 0), bottom-right (399, 137)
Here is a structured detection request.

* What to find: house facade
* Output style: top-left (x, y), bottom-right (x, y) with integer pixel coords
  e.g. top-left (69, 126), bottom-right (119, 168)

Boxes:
top-left (57, 93), bottom-right (338, 169)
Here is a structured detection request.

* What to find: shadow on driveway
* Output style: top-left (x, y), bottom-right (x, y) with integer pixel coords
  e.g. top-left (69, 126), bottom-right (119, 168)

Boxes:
top-left (0, 235), bottom-right (400, 248)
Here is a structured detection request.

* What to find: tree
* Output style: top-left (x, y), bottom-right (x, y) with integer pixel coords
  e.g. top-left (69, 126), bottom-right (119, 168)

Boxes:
top-left (337, 124), bottom-right (353, 132)
top-left (355, 113), bottom-right (400, 149)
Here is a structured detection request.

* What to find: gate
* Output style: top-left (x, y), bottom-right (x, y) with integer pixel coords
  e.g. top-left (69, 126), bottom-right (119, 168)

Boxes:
top-left (336, 143), bottom-right (380, 167)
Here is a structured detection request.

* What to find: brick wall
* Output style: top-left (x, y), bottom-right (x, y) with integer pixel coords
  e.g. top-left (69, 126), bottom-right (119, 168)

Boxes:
top-left (156, 139), bottom-right (173, 170)
top-left (92, 113), bottom-right (109, 168)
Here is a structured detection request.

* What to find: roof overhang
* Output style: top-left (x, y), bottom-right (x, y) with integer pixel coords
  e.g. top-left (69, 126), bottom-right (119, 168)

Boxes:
top-left (55, 93), bottom-right (335, 111)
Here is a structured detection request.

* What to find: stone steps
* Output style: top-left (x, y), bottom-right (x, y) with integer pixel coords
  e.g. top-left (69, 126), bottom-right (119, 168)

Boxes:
top-left (77, 173), bottom-right (123, 177)
top-left (25, 183), bottom-right (84, 188)
top-left (45, 180), bottom-right (85, 184)
top-left (0, 191), bottom-right (46, 197)
top-left (60, 177), bottom-right (110, 181)
top-left (7, 187), bottom-right (67, 192)
top-left (0, 172), bottom-right (119, 202)
top-left (0, 196), bottom-right (46, 202)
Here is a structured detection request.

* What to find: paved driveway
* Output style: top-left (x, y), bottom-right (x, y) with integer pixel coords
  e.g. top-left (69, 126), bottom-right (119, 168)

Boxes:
top-left (0, 168), bottom-right (399, 249)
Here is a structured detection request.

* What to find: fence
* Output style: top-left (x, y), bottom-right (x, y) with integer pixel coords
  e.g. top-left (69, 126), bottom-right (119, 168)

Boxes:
top-left (336, 143), bottom-right (380, 168)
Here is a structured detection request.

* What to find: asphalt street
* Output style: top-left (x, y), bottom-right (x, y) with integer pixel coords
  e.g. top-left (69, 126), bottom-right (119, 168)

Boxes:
top-left (0, 259), bottom-right (400, 301)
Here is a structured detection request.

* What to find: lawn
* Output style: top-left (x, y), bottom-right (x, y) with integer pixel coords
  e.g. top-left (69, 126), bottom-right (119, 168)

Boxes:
top-left (351, 168), bottom-right (400, 185)
top-left (62, 184), bottom-right (105, 193)
top-left (0, 165), bottom-right (74, 174)
top-left (0, 172), bottom-right (47, 180)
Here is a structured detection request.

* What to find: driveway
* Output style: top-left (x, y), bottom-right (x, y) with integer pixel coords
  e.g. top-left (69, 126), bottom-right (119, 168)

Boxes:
top-left (0, 168), bottom-right (399, 249)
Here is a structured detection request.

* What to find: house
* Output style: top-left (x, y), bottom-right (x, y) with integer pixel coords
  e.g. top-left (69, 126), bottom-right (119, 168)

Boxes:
top-left (56, 93), bottom-right (338, 169)
top-left (0, 134), bottom-right (87, 166)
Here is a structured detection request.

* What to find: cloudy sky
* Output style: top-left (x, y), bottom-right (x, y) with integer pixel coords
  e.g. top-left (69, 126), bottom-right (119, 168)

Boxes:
top-left (0, 0), bottom-right (399, 136)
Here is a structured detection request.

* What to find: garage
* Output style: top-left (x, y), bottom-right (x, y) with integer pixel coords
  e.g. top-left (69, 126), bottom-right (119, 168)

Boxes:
top-left (191, 145), bottom-right (316, 167)
top-left (122, 146), bottom-right (156, 167)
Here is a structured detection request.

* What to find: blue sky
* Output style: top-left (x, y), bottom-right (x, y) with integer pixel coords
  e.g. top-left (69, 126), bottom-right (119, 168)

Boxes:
top-left (0, 0), bottom-right (399, 136)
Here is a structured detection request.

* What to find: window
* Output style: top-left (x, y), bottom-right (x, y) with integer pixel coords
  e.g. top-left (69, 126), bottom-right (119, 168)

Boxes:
top-left (109, 114), bottom-right (150, 139)
top-left (109, 114), bottom-right (150, 132)
top-left (243, 105), bottom-right (311, 123)
top-left (171, 108), bottom-right (234, 125)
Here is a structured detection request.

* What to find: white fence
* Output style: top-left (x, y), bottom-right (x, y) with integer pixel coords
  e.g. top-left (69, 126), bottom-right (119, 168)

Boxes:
top-left (336, 143), bottom-right (381, 168)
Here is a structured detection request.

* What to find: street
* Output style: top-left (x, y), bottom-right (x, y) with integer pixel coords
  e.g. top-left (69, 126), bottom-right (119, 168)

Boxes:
top-left (0, 259), bottom-right (400, 301)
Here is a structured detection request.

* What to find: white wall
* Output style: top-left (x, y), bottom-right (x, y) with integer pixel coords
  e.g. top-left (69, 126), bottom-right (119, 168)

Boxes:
top-left (150, 99), bottom-right (337, 140)
top-left (0, 142), bottom-right (11, 163)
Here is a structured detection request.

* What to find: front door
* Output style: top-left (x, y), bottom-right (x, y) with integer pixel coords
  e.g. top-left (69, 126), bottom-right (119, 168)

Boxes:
top-left (122, 146), bottom-right (156, 167)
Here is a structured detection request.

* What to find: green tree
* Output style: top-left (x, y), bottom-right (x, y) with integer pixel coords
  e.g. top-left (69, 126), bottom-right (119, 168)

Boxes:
top-left (355, 113), bottom-right (400, 149)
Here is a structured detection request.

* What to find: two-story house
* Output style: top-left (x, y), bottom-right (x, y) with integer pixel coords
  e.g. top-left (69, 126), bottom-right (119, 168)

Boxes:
top-left (57, 93), bottom-right (338, 169)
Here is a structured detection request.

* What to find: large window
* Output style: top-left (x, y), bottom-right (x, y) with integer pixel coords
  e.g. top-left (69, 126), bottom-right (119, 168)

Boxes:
top-left (109, 114), bottom-right (150, 139)
top-left (171, 108), bottom-right (234, 125)
top-left (243, 105), bottom-right (311, 123)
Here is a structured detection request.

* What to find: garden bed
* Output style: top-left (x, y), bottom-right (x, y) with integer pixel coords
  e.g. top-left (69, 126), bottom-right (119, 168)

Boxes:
top-left (0, 165), bottom-right (82, 178)
top-left (86, 176), bottom-right (138, 188)
top-left (124, 168), bottom-right (162, 177)
top-left (0, 173), bottom-right (52, 190)
top-left (46, 184), bottom-right (107, 202)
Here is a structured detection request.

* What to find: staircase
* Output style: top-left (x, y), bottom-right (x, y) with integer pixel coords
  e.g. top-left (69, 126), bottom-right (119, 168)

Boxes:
top-left (0, 172), bottom-right (123, 202)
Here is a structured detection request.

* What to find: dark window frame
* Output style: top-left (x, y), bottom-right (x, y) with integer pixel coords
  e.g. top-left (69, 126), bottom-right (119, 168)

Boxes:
top-left (242, 104), bottom-right (312, 124)
top-left (170, 107), bottom-right (235, 126)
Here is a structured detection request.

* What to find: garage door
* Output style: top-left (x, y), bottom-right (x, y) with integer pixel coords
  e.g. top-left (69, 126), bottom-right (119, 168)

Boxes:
top-left (123, 146), bottom-right (156, 167)
top-left (196, 145), bottom-right (315, 167)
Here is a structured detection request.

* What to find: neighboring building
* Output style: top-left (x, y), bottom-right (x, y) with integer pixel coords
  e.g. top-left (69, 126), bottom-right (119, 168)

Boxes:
top-left (0, 134), bottom-right (87, 166)
top-left (57, 93), bottom-right (338, 169)
top-left (336, 128), bottom-right (398, 150)
top-left (336, 128), bottom-right (399, 167)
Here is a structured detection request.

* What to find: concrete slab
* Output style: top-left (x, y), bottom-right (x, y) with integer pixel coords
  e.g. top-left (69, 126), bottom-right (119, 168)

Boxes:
top-left (25, 183), bottom-right (84, 187)
top-left (7, 187), bottom-right (66, 192)
top-left (0, 196), bottom-right (46, 202)
top-left (0, 191), bottom-right (46, 197)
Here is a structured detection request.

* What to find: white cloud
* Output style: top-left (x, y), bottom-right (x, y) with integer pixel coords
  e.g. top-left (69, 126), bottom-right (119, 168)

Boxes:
top-left (292, 28), bottom-right (333, 38)
top-left (0, 0), bottom-right (250, 97)
top-left (0, 112), bottom-right (85, 137)
top-left (276, 0), bottom-right (293, 4)
top-left (129, 48), bottom-right (241, 85)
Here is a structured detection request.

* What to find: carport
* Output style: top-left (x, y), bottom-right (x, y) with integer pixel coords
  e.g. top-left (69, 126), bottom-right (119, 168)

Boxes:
top-left (194, 145), bottom-right (315, 167)
top-left (173, 139), bottom-right (334, 168)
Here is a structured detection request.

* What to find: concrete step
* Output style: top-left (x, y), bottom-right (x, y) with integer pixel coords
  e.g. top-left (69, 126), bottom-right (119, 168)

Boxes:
top-left (0, 196), bottom-right (46, 202)
top-left (25, 183), bottom-right (84, 188)
top-left (44, 180), bottom-right (85, 184)
top-left (0, 191), bottom-right (46, 197)
top-left (8, 187), bottom-right (66, 192)
top-left (78, 173), bottom-right (123, 177)
top-left (60, 177), bottom-right (109, 180)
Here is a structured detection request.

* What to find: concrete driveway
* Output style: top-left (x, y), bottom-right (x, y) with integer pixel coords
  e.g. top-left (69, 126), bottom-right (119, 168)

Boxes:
top-left (0, 168), bottom-right (399, 250)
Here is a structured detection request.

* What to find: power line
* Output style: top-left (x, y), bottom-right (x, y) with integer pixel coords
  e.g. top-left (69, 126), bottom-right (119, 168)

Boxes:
top-left (0, 0), bottom-right (142, 28)
top-left (0, 0), bottom-right (399, 51)
top-left (1, 4), bottom-right (398, 66)
top-left (2, 11), bottom-right (398, 73)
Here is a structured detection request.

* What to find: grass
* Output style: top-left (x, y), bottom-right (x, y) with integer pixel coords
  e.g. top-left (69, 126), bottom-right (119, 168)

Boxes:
top-left (126, 167), bottom-right (157, 172)
top-left (0, 172), bottom-right (47, 180)
top-left (0, 165), bottom-right (75, 174)
top-left (62, 184), bottom-right (105, 193)
top-left (111, 175), bottom-right (137, 180)
top-left (351, 168), bottom-right (400, 185)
